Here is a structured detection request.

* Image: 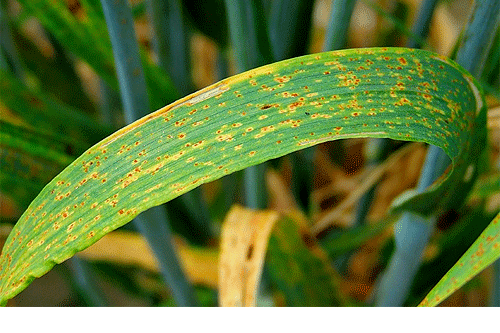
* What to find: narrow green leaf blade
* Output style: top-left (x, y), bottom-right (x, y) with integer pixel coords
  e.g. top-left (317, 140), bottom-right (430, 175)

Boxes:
top-left (0, 47), bottom-right (485, 304)
top-left (0, 121), bottom-right (75, 210)
top-left (420, 211), bottom-right (500, 307)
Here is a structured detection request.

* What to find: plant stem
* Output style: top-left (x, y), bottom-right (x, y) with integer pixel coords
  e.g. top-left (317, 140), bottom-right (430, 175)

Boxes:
top-left (491, 258), bottom-right (500, 306)
top-left (99, 79), bottom-right (123, 128)
top-left (146, 0), bottom-right (193, 96)
top-left (100, 0), bottom-right (198, 306)
top-left (406, 0), bottom-right (439, 49)
top-left (267, 0), bottom-right (316, 212)
top-left (67, 257), bottom-right (108, 306)
top-left (268, 0), bottom-right (315, 61)
top-left (146, 0), bottom-right (214, 241)
top-left (224, 0), bottom-right (272, 72)
top-left (224, 0), bottom-right (272, 209)
top-left (323, 0), bottom-right (357, 51)
top-left (375, 0), bottom-right (500, 306)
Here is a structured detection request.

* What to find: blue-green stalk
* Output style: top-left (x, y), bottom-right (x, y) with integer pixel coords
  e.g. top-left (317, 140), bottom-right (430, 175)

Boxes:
top-left (224, 0), bottom-right (272, 209)
top-left (146, 0), bottom-right (193, 96)
top-left (146, 0), bottom-right (213, 240)
top-left (267, 0), bottom-right (316, 212)
top-left (322, 0), bottom-right (357, 51)
top-left (268, 0), bottom-right (315, 61)
top-left (406, 0), bottom-right (439, 49)
top-left (100, 0), bottom-right (198, 306)
top-left (375, 0), bottom-right (500, 306)
top-left (99, 79), bottom-right (123, 128)
top-left (492, 258), bottom-right (500, 306)
top-left (322, 0), bottom-right (361, 272)
top-left (67, 257), bottom-right (108, 306)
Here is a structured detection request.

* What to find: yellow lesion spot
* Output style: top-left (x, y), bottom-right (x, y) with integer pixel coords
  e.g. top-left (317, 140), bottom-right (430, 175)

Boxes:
top-left (422, 94), bottom-right (433, 102)
top-left (260, 125), bottom-right (275, 132)
top-left (258, 115), bottom-right (268, 120)
top-left (192, 140), bottom-right (205, 148)
top-left (274, 76), bottom-right (290, 83)
top-left (146, 184), bottom-right (162, 193)
top-left (234, 144), bottom-right (243, 151)
top-left (171, 150), bottom-right (186, 160)
top-left (288, 101), bottom-right (304, 111)
top-left (394, 97), bottom-right (412, 106)
top-left (397, 57), bottom-right (408, 65)
top-left (217, 134), bottom-right (234, 142)
top-left (249, 151), bottom-right (256, 157)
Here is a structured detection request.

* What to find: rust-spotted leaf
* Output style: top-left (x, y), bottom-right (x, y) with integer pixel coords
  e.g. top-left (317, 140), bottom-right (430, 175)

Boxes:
top-left (0, 47), bottom-right (486, 304)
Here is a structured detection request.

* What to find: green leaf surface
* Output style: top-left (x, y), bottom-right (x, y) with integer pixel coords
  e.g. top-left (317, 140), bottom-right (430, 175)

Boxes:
top-left (420, 211), bottom-right (500, 307)
top-left (267, 215), bottom-right (347, 306)
top-left (321, 214), bottom-right (398, 258)
top-left (0, 47), bottom-right (485, 304)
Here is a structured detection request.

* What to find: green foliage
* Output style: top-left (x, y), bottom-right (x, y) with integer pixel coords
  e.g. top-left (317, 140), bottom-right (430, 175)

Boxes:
top-left (0, 0), bottom-right (498, 307)
top-left (0, 47), bottom-right (486, 304)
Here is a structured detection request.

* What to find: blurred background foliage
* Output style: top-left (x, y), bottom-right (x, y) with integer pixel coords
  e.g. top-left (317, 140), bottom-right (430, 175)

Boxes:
top-left (0, 0), bottom-right (499, 306)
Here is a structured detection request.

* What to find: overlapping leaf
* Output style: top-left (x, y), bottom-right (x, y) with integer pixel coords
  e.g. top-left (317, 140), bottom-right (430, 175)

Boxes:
top-left (267, 212), bottom-right (347, 306)
top-left (420, 211), bottom-right (500, 307)
top-left (0, 47), bottom-right (486, 304)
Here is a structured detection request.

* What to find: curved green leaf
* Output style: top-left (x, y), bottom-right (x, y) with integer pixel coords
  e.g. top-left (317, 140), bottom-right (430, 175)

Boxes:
top-left (0, 47), bottom-right (486, 304)
top-left (419, 211), bottom-right (500, 307)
